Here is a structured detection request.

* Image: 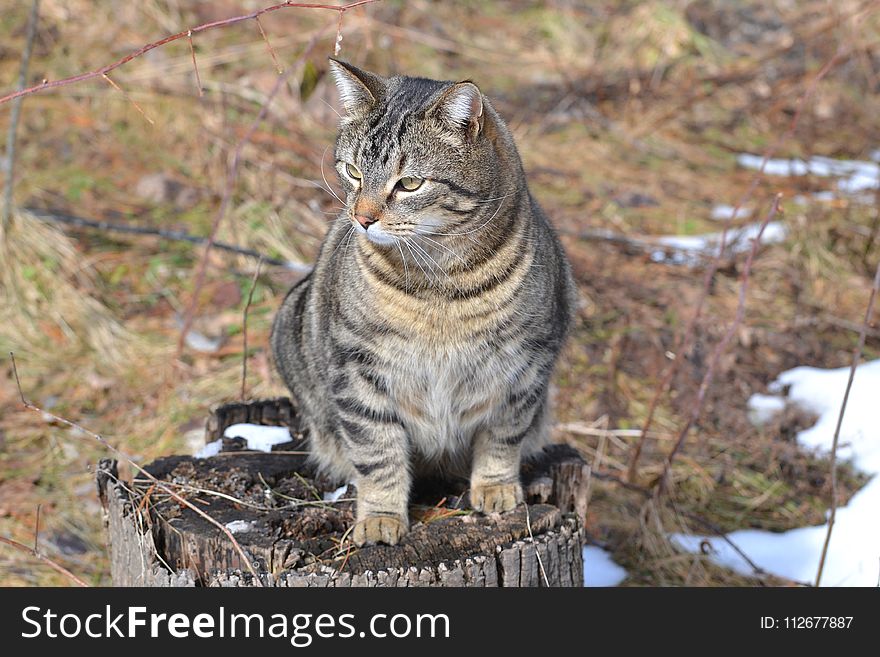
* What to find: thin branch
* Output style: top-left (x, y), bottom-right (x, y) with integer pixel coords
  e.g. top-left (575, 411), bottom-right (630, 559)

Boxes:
top-left (186, 31), bottom-right (204, 97)
top-left (255, 16), bottom-right (283, 74)
top-left (33, 504), bottom-right (41, 553)
top-left (653, 194), bottom-right (783, 498)
top-left (815, 257), bottom-right (880, 586)
top-left (334, 10), bottom-right (345, 56)
top-left (24, 207), bottom-right (312, 272)
top-left (9, 352), bottom-right (265, 585)
top-left (522, 503), bottom-right (550, 587)
top-left (627, 44), bottom-right (849, 482)
top-left (2, 0), bottom-right (40, 232)
top-left (0, 1), bottom-right (381, 107)
top-left (176, 69), bottom-right (289, 355)
top-left (241, 257), bottom-right (264, 400)
top-left (101, 73), bottom-right (155, 125)
top-left (0, 534), bottom-right (89, 587)
top-left (177, 16), bottom-right (336, 354)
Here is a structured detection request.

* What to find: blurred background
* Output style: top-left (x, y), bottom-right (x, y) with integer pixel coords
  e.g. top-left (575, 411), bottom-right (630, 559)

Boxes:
top-left (1, 0), bottom-right (879, 586)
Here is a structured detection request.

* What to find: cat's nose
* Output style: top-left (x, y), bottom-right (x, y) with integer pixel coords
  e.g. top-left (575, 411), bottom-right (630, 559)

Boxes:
top-left (355, 213), bottom-right (378, 229)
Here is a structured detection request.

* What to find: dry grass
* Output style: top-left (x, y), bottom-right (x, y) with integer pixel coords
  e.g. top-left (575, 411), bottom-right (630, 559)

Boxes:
top-left (1, 0), bottom-right (879, 586)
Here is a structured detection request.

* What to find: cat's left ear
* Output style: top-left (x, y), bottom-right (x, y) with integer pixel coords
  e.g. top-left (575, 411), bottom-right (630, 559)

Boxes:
top-left (428, 82), bottom-right (484, 140)
top-left (328, 58), bottom-right (385, 115)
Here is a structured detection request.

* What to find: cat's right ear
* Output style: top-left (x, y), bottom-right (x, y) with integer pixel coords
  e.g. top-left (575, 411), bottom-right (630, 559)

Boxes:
top-left (328, 58), bottom-right (384, 115)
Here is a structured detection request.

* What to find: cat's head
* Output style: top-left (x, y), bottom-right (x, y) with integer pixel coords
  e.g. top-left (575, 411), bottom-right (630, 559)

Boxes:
top-left (328, 59), bottom-right (516, 248)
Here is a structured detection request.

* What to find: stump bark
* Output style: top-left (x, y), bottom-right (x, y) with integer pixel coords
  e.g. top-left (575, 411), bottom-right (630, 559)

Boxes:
top-left (98, 398), bottom-right (590, 587)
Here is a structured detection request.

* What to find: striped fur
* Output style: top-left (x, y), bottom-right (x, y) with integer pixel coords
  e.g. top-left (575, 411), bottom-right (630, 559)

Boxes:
top-left (271, 60), bottom-right (575, 545)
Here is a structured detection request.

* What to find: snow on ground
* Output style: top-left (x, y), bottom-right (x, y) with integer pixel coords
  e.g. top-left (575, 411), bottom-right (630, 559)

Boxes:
top-left (194, 423), bottom-right (292, 458)
top-left (710, 204), bottom-right (752, 221)
top-left (651, 221), bottom-right (788, 265)
top-left (746, 393), bottom-right (787, 426)
top-left (582, 546), bottom-right (628, 587)
top-left (323, 484), bottom-right (349, 502)
top-left (737, 152), bottom-right (880, 195)
top-left (673, 359), bottom-right (880, 586)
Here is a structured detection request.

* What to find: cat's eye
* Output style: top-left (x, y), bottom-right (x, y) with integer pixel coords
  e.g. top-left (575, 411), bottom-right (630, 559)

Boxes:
top-left (397, 176), bottom-right (424, 192)
top-left (345, 163), bottom-right (362, 181)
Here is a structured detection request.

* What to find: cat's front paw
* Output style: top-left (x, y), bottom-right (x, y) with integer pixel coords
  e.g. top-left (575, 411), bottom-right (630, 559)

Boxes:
top-left (470, 482), bottom-right (523, 513)
top-left (352, 514), bottom-right (408, 546)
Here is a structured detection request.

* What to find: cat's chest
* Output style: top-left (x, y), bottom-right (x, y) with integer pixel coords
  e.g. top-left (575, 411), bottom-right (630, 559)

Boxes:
top-left (383, 336), bottom-right (518, 448)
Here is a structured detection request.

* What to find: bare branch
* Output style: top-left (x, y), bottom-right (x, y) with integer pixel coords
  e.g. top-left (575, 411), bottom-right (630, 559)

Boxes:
top-left (653, 194), bottom-right (783, 498)
top-left (186, 31), bottom-right (204, 97)
top-left (815, 257), bottom-right (880, 586)
top-left (2, 0), bottom-right (40, 232)
top-left (176, 16), bottom-right (337, 354)
top-left (101, 73), bottom-right (155, 125)
top-left (256, 16), bottom-right (283, 74)
top-left (9, 352), bottom-right (265, 585)
top-left (0, 1), bottom-right (381, 107)
top-left (0, 534), bottom-right (89, 587)
top-left (241, 257), bottom-right (264, 400)
top-left (25, 207), bottom-right (312, 272)
top-left (627, 44), bottom-right (849, 482)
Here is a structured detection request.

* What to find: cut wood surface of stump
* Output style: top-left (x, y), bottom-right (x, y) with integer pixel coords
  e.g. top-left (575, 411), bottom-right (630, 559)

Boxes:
top-left (98, 398), bottom-right (589, 587)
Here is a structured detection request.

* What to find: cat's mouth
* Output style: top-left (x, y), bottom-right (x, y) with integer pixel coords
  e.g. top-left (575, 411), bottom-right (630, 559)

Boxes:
top-left (352, 220), bottom-right (398, 247)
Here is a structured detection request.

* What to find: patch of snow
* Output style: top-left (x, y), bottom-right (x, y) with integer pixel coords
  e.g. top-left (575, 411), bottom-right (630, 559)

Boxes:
top-left (651, 221), bottom-right (787, 265)
top-left (710, 204), bottom-right (751, 221)
top-left (582, 546), bottom-right (628, 587)
top-left (674, 358), bottom-right (880, 586)
top-left (193, 423), bottom-right (293, 458)
top-left (183, 329), bottom-right (223, 354)
top-left (194, 440), bottom-right (222, 459)
top-left (225, 520), bottom-right (255, 534)
top-left (737, 152), bottom-right (880, 194)
top-left (224, 423), bottom-right (292, 452)
top-left (323, 484), bottom-right (349, 502)
top-left (746, 393), bottom-right (786, 427)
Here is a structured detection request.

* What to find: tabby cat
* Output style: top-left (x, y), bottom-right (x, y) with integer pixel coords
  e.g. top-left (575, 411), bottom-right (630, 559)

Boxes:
top-left (271, 59), bottom-right (575, 546)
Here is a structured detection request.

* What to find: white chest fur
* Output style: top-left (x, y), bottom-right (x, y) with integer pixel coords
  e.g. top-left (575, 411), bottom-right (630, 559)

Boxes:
top-left (386, 336), bottom-right (518, 461)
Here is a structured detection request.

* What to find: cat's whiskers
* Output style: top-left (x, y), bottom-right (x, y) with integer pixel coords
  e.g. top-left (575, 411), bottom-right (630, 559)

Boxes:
top-left (395, 239), bottom-right (411, 293)
top-left (402, 240), bottom-right (434, 287)
top-left (411, 233), bottom-right (467, 270)
top-left (329, 224), bottom-right (356, 261)
top-left (414, 191), bottom-right (514, 238)
top-left (407, 237), bottom-right (464, 295)
top-left (320, 145), bottom-right (344, 204)
top-left (341, 225), bottom-right (358, 263)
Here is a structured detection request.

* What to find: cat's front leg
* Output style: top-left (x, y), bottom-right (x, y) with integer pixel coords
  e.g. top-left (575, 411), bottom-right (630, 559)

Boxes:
top-left (339, 416), bottom-right (411, 546)
top-left (470, 397), bottom-right (549, 513)
top-left (469, 428), bottom-right (526, 514)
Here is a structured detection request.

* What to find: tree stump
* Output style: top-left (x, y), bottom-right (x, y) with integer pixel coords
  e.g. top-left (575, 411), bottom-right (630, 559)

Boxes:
top-left (98, 398), bottom-right (590, 587)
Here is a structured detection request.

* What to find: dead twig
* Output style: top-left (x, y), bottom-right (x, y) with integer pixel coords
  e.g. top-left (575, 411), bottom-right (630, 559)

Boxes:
top-left (653, 194), bottom-right (783, 498)
top-left (0, 534), bottom-right (89, 587)
top-left (0, 1), bottom-right (381, 107)
top-left (33, 504), bottom-right (41, 553)
top-left (24, 207), bottom-right (312, 272)
top-left (256, 16), bottom-right (283, 74)
top-left (9, 352), bottom-right (265, 585)
top-left (186, 31), bottom-right (203, 97)
top-left (241, 257), bottom-right (264, 400)
top-left (523, 503), bottom-right (550, 587)
top-left (2, 0), bottom-right (40, 232)
top-left (101, 73), bottom-right (154, 125)
top-left (177, 16), bottom-right (336, 354)
top-left (815, 257), bottom-right (880, 586)
top-left (627, 42), bottom-right (849, 482)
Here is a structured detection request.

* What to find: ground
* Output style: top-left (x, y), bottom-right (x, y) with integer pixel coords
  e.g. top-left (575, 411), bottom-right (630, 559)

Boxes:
top-left (0, 0), bottom-right (878, 586)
